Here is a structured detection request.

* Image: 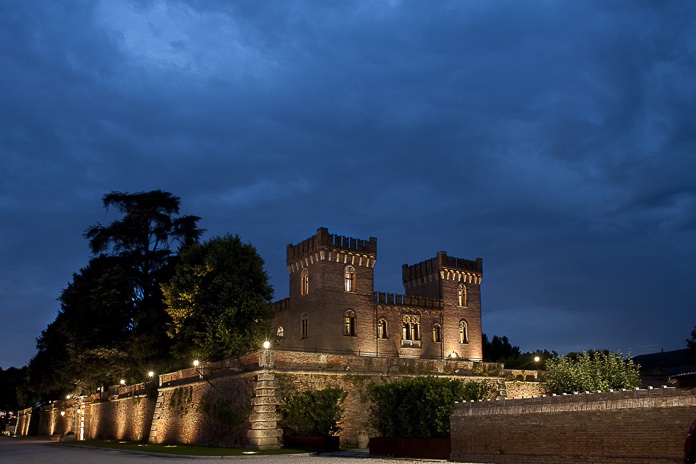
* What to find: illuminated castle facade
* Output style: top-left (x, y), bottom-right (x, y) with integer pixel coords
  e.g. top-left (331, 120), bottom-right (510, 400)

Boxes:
top-left (272, 227), bottom-right (483, 360)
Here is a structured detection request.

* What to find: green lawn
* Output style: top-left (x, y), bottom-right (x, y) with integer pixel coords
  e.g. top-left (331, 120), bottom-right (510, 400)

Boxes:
top-left (57, 439), bottom-right (309, 456)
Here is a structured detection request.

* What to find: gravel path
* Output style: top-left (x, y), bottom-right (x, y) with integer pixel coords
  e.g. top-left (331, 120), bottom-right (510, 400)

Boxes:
top-left (0, 438), bottom-right (459, 464)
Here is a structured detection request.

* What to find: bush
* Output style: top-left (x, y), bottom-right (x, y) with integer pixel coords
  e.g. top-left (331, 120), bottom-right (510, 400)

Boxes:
top-left (544, 350), bottom-right (640, 394)
top-left (282, 387), bottom-right (347, 436)
top-left (367, 376), bottom-right (495, 438)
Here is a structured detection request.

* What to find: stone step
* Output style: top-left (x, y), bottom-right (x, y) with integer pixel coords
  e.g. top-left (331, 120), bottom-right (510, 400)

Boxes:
top-left (252, 397), bottom-right (279, 406)
top-left (255, 389), bottom-right (277, 398)
top-left (248, 412), bottom-right (281, 423)
top-left (255, 380), bottom-right (276, 390)
top-left (251, 421), bottom-right (281, 430)
top-left (253, 404), bottom-right (277, 413)
top-left (247, 436), bottom-right (282, 447)
top-left (247, 428), bottom-right (283, 439)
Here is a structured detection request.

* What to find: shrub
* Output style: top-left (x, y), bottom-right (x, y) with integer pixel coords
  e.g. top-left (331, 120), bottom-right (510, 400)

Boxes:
top-left (282, 387), bottom-right (347, 437)
top-left (544, 350), bottom-right (640, 394)
top-left (367, 376), bottom-right (495, 438)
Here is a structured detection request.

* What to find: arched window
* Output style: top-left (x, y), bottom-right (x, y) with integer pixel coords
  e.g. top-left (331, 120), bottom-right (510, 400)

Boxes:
top-left (402, 315), bottom-right (421, 342)
top-left (301, 268), bottom-right (309, 296)
top-left (344, 310), bottom-right (356, 336)
top-left (459, 319), bottom-right (468, 344)
top-left (458, 283), bottom-right (467, 307)
top-left (301, 313), bottom-right (309, 339)
top-left (344, 265), bottom-right (356, 292)
top-left (377, 318), bottom-right (388, 339)
top-left (432, 323), bottom-right (442, 343)
top-left (277, 326), bottom-right (284, 338)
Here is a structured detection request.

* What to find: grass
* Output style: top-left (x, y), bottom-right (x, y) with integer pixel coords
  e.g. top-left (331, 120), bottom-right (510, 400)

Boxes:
top-left (57, 439), bottom-right (309, 456)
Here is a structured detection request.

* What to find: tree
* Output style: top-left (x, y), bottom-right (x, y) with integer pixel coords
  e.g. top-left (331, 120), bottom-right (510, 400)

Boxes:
top-left (482, 334), bottom-right (521, 362)
top-left (163, 234), bottom-right (274, 363)
top-left (544, 350), bottom-right (641, 394)
top-left (687, 326), bottom-right (696, 353)
top-left (0, 366), bottom-right (34, 416)
top-left (84, 191), bottom-right (202, 364)
top-left (30, 190), bottom-right (202, 396)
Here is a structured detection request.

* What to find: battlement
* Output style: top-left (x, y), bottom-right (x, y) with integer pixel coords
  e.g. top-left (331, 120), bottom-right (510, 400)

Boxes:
top-left (287, 227), bottom-right (377, 264)
top-left (374, 291), bottom-right (443, 309)
top-left (402, 251), bottom-right (482, 283)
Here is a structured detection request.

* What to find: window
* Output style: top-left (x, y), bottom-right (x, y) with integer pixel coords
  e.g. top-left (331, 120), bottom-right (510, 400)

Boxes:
top-left (344, 265), bottom-right (356, 292)
top-left (344, 310), bottom-right (356, 336)
top-left (458, 283), bottom-right (467, 307)
top-left (377, 318), bottom-right (388, 339)
top-left (301, 313), bottom-right (309, 339)
top-left (301, 268), bottom-right (309, 296)
top-left (277, 326), bottom-right (284, 338)
top-left (432, 323), bottom-right (442, 343)
top-left (459, 319), bottom-right (468, 344)
top-left (402, 315), bottom-right (421, 346)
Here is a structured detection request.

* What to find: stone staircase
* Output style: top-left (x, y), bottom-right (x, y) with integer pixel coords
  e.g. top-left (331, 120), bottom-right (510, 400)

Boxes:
top-left (147, 390), bottom-right (165, 443)
top-left (496, 379), bottom-right (508, 399)
top-left (246, 371), bottom-right (282, 450)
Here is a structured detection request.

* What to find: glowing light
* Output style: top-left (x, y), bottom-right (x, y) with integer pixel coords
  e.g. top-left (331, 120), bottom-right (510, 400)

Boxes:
top-left (263, 340), bottom-right (271, 349)
top-left (119, 379), bottom-right (126, 385)
top-left (534, 356), bottom-right (540, 363)
top-left (148, 371), bottom-right (155, 378)
top-left (193, 360), bottom-right (199, 367)
top-left (450, 351), bottom-right (458, 359)
top-left (60, 411), bottom-right (65, 417)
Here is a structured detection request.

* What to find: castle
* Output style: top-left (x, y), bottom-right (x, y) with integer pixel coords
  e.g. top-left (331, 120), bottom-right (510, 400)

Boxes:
top-left (273, 227), bottom-right (483, 361)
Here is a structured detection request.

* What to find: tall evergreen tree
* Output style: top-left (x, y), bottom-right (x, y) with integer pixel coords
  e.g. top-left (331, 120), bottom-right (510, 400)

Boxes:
top-left (29, 191), bottom-right (202, 396)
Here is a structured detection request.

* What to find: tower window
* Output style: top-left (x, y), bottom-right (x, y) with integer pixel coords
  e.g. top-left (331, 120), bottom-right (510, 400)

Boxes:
top-left (402, 315), bottom-right (421, 342)
top-left (458, 283), bottom-right (467, 307)
top-left (344, 265), bottom-right (356, 292)
top-left (301, 268), bottom-right (309, 296)
top-left (301, 313), bottom-right (309, 339)
top-left (459, 319), bottom-right (468, 344)
top-left (277, 326), bottom-right (284, 338)
top-left (344, 310), bottom-right (356, 336)
top-left (377, 318), bottom-right (388, 339)
top-left (432, 323), bottom-right (442, 343)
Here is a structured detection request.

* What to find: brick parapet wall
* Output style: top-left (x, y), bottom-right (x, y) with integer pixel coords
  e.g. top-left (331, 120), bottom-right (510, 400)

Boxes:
top-left (269, 349), bottom-right (502, 376)
top-left (451, 386), bottom-right (696, 464)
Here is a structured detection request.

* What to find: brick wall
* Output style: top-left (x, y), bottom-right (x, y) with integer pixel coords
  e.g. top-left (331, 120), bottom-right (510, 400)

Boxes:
top-left (85, 394), bottom-right (154, 442)
top-left (451, 387), bottom-right (696, 464)
top-left (150, 373), bottom-right (256, 447)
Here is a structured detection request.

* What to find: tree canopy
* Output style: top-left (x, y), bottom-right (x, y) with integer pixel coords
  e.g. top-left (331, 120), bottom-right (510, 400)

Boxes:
top-left (544, 350), bottom-right (641, 394)
top-left (688, 326), bottom-right (696, 353)
top-left (29, 190), bottom-right (203, 398)
top-left (163, 234), bottom-right (275, 363)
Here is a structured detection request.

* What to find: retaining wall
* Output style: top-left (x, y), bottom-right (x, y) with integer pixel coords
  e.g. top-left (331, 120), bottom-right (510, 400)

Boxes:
top-left (451, 386), bottom-right (696, 464)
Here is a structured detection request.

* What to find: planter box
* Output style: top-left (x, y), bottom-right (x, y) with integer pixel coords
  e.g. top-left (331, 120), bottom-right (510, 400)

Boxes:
top-left (369, 437), bottom-right (451, 460)
top-left (283, 435), bottom-right (340, 452)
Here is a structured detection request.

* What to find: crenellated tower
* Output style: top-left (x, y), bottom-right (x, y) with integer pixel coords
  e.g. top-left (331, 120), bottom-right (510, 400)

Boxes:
top-left (276, 227), bottom-right (377, 353)
top-left (402, 252), bottom-right (483, 361)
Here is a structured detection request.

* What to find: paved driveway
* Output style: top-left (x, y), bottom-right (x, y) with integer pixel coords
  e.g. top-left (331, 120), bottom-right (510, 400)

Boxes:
top-left (0, 438), bottom-right (453, 464)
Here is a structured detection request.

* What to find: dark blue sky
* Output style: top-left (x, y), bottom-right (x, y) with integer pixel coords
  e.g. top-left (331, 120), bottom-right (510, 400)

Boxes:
top-left (1, 1), bottom-right (694, 369)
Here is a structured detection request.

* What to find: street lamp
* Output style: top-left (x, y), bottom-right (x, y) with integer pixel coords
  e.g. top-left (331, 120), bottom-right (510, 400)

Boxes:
top-left (119, 379), bottom-right (126, 386)
top-left (263, 340), bottom-right (271, 350)
top-left (193, 360), bottom-right (199, 368)
top-left (148, 371), bottom-right (154, 379)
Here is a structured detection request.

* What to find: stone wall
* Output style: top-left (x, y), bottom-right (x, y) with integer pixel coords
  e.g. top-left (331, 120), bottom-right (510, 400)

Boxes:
top-left (85, 392), bottom-right (155, 442)
top-left (451, 386), bottom-right (696, 464)
top-left (15, 350), bottom-right (537, 449)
